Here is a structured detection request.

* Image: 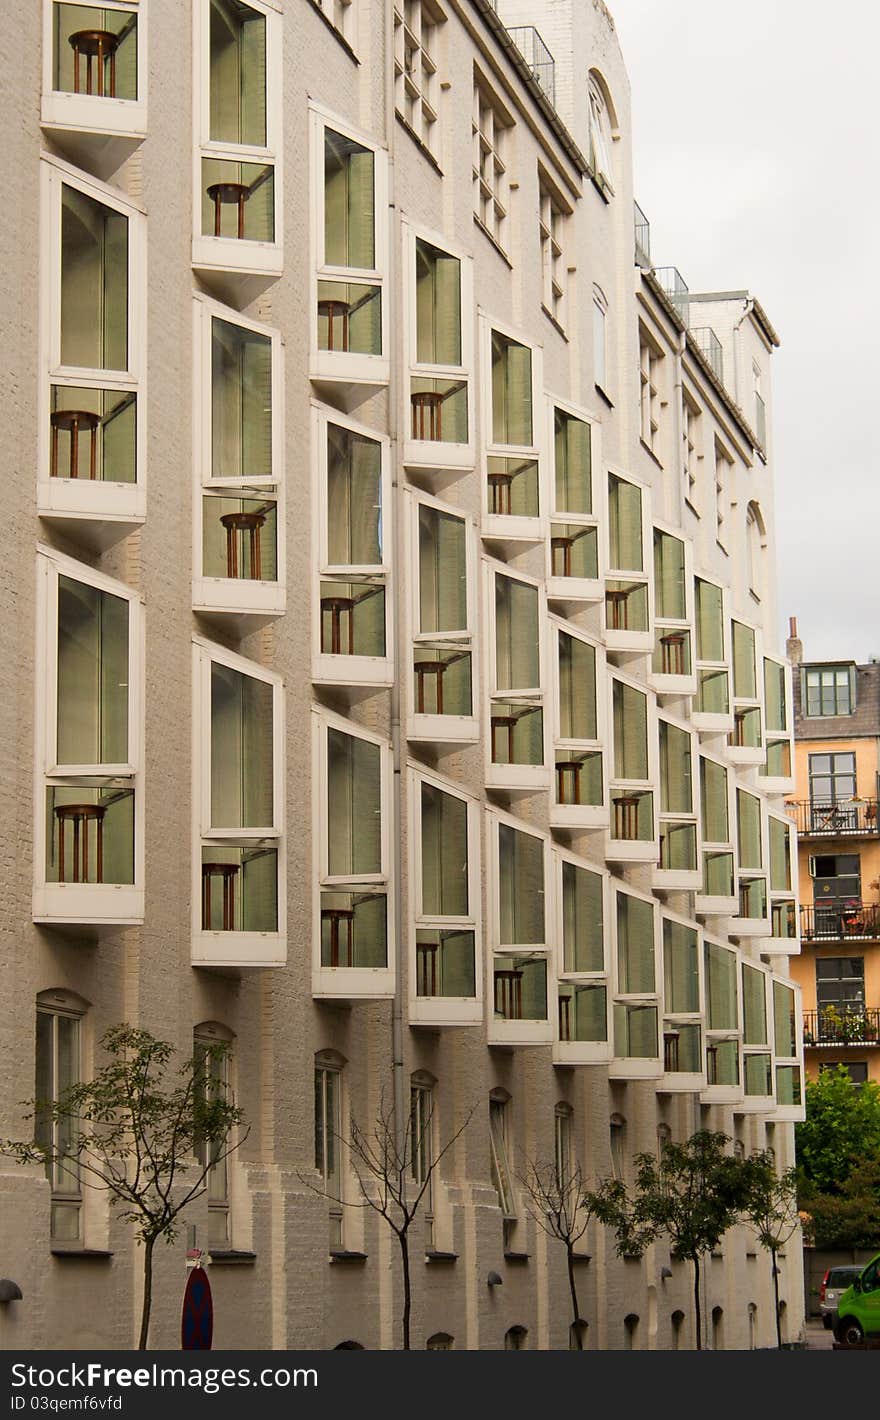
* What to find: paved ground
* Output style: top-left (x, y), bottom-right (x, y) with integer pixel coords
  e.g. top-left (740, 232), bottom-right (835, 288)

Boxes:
top-left (804, 1317), bottom-right (836, 1350)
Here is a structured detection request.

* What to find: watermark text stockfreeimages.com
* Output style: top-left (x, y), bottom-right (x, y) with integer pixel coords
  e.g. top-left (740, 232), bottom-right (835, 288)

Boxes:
top-left (10, 1363), bottom-right (317, 1399)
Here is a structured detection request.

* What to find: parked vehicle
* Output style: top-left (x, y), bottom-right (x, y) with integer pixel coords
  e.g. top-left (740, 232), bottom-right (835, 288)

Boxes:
top-left (820, 1266), bottom-right (864, 1328)
top-left (834, 1252), bottom-right (880, 1343)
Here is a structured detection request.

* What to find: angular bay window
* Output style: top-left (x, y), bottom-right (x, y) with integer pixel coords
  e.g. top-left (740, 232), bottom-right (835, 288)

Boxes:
top-left (761, 657), bottom-right (793, 785)
top-left (704, 941), bottom-right (740, 1089)
top-left (484, 322), bottom-right (541, 534)
top-left (196, 0), bottom-right (280, 265)
top-left (610, 678), bottom-right (654, 847)
top-left (193, 640), bottom-right (283, 965)
top-left (730, 621), bottom-right (762, 756)
top-left (549, 405), bottom-right (600, 595)
top-left (553, 627), bottom-right (603, 817)
top-left (607, 474), bottom-right (649, 639)
top-left (36, 994), bottom-right (84, 1243)
top-left (412, 773), bottom-right (478, 1018)
top-left (313, 109), bottom-right (386, 374)
top-left (488, 568), bottom-right (543, 777)
top-left (557, 855), bottom-right (608, 1055)
top-left (773, 980), bottom-right (801, 1110)
top-left (408, 234), bottom-right (470, 453)
top-left (315, 714), bottom-right (391, 995)
top-left (657, 720), bottom-right (697, 875)
top-left (491, 818), bottom-right (550, 1038)
top-left (742, 965), bottom-right (772, 1100)
top-left (35, 550), bottom-right (143, 925)
top-left (43, 1), bottom-right (146, 152)
top-left (662, 919), bottom-right (702, 1076)
top-left (411, 497), bottom-right (473, 729)
top-left (652, 529), bottom-right (692, 681)
top-left (694, 577), bottom-right (729, 722)
top-left (613, 890), bottom-right (658, 1064)
top-left (42, 161), bottom-right (144, 526)
top-left (315, 409), bottom-right (391, 682)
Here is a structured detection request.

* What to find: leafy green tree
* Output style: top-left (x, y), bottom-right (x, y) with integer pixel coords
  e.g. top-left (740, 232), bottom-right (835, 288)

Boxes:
top-left (795, 1065), bottom-right (880, 1196)
top-left (583, 1131), bottom-right (752, 1350)
top-left (2, 1025), bottom-right (245, 1349)
top-left (801, 1156), bottom-right (880, 1249)
top-left (742, 1156), bottom-right (800, 1348)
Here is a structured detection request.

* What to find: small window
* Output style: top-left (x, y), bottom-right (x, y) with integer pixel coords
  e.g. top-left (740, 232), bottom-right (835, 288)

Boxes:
top-left (682, 392), bottom-right (700, 508)
top-left (311, 0), bottom-right (352, 39)
top-left (539, 177), bottom-right (567, 326)
top-left (194, 1023), bottom-right (235, 1247)
top-left (554, 1103), bottom-right (573, 1191)
top-left (315, 1054), bottom-right (344, 1246)
top-left (426, 1332), bottom-right (453, 1350)
top-left (410, 1075), bottom-right (435, 1247)
top-left (638, 336), bottom-right (661, 456)
top-left (714, 441), bottom-right (733, 551)
top-left (489, 1095), bottom-right (516, 1244)
top-left (395, 0), bottom-right (441, 155)
top-left (587, 73), bottom-right (613, 191)
top-left (803, 666), bottom-right (854, 718)
top-left (472, 79), bottom-right (511, 249)
top-left (609, 1114), bottom-right (625, 1180)
top-left (35, 994), bottom-right (85, 1243)
top-left (593, 286), bottom-right (607, 391)
top-left (505, 1325), bottom-right (528, 1350)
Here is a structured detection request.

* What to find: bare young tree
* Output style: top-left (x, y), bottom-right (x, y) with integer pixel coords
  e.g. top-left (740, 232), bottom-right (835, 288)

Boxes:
top-left (519, 1153), bottom-right (594, 1348)
top-left (2, 1024), bottom-right (246, 1350)
top-left (742, 1154), bottom-right (801, 1349)
top-left (302, 1089), bottom-right (474, 1350)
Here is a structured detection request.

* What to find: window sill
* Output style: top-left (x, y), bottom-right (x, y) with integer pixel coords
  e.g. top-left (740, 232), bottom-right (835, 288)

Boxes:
top-left (329, 1248), bottom-right (368, 1262)
top-left (595, 383), bottom-right (614, 410)
top-left (425, 1249), bottom-right (458, 1263)
top-left (51, 1246), bottom-right (113, 1260)
top-left (639, 438), bottom-right (665, 471)
top-left (306, 0), bottom-right (359, 63)
top-left (588, 170), bottom-right (613, 204)
top-left (503, 1250), bottom-right (530, 1263)
top-left (541, 305), bottom-right (568, 342)
top-left (571, 1253), bottom-right (592, 1265)
top-left (684, 498), bottom-right (700, 519)
top-left (715, 540), bottom-right (730, 559)
top-left (472, 215), bottom-right (513, 269)
top-left (395, 112), bottom-right (443, 175)
top-left (208, 1249), bottom-right (257, 1265)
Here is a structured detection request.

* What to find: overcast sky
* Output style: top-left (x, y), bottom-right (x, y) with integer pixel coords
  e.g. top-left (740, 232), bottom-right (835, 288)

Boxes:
top-left (611, 0), bottom-right (880, 664)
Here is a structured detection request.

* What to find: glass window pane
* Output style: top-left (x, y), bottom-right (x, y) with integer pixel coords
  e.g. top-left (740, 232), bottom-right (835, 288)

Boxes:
top-left (617, 891), bottom-right (655, 994)
top-left (410, 376), bottom-right (468, 443)
top-left (614, 1003), bottom-right (658, 1058)
top-left (707, 1039), bottom-right (739, 1086)
top-left (491, 331), bottom-right (533, 446)
top-left (211, 664), bottom-right (273, 829)
top-left (663, 919), bottom-right (699, 1013)
top-left (659, 721), bottom-right (692, 813)
top-left (700, 758), bottom-right (729, 842)
top-left (415, 239), bottom-right (461, 366)
top-left (421, 783), bottom-right (468, 917)
top-left (499, 824), bottom-right (544, 946)
top-left (773, 982), bottom-right (796, 1057)
top-left (769, 819), bottom-right (791, 891)
top-left (494, 956), bottom-right (547, 1020)
top-left (491, 702), bottom-right (543, 766)
top-left (776, 1065), bottom-right (801, 1106)
top-left (320, 581), bottom-right (385, 657)
top-left (737, 790), bottom-right (763, 871)
top-left (608, 475), bottom-right (643, 571)
top-left (211, 317), bottom-right (272, 481)
top-left (732, 621), bottom-right (757, 699)
top-left (695, 579), bottom-right (724, 662)
top-left (659, 821), bottom-right (697, 871)
top-left (50, 385), bottom-right (137, 484)
top-left (559, 984), bottom-right (607, 1042)
top-left (705, 943), bottom-right (737, 1030)
top-left (702, 851), bottom-right (734, 898)
top-left (613, 681), bottom-right (648, 781)
top-left (562, 861), bottom-right (603, 973)
top-left (320, 889), bottom-right (386, 965)
top-left (653, 530), bottom-right (686, 620)
top-left (61, 183), bottom-right (128, 372)
top-left (487, 455), bottom-right (540, 517)
top-left (324, 128), bottom-right (375, 268)
top-left (551, 523), bottom-right (599, 580)
top-left (414, 646), bottom-right (471, 716)
top-left (495, 576), bottom-right (538, 691)
top-left (558, 633), bottom-right (596, 741)
top-left (744, 1053), bottom-right (772, 1096)
top-left (48, 785), bottom-right (134, 884)
top-left (53, 4), bottom-right (138, 99)
top-left (57, 576), bottom-right (129, 767)
top-left (326, 423), bottom-right (382, 567)
top-left (210, 0), bottom-right (266, 147)
top-left (764, 660), bottom-right (787, 733)
top-left (203, 496), bottom-right (277, 580)
top-left (327, 729), bottom-right (380, 876)
top-left (554, 408), bottom-right (591, 513)
top-left (201, 158), bottom-right (274, 241)
top-left (416, 929), bottom-right (475, 997)
top-left (742, 966), bottom-right (768, 1045)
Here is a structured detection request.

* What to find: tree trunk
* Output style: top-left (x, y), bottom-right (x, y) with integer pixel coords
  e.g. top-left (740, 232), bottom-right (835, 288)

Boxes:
top-left (138, 1235), bottom-right (155, 1351)
top-left (772, 1247), bottom-right (782, 1349)
top-left (400, 1231), bottom-right (411, 1351)
top-left (567, 1246), bottom-right (583, 1349)
top-left (693, 1253), bottom-right (702, 1351)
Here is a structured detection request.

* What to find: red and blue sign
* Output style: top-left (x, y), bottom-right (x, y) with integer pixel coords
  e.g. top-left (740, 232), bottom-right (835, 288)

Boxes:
top-left (181, 1266), bottom-right (213, 1350)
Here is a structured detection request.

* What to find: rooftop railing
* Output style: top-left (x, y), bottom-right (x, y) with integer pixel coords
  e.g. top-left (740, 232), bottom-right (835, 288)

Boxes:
top-left (506, 26), bottom-right (555, 105)
top-left (634, 200), bottom-right (651, 269)
top-left (691, 326), bottom-right (724, 383)
top-left (654, 266), bottom-right (690, 327)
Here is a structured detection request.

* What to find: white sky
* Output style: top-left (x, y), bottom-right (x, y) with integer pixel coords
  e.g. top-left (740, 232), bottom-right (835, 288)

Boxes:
top-left (611, 0), bottom-right (880, 663)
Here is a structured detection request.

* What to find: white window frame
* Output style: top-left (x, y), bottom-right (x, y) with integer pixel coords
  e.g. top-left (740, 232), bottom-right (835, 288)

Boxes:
top-left (605, 466), bottom-right (654, 653)
top-left (695, 748), bottom-right (737, 916)
top-left (639, 332), bottom-right (661, 457)
top-left (309, 102), bottom-right (389, 386)
top-left (34, 546), bottom-right (145, 927)
top-left (735, 786), bottom-right (770, 938)
top-left (546, 395), bottom-right (604, 604)
top-left (653, 710), bottom-right (701, 892)
top-left (549, 617), bottom-right (606, 832)
top-left (552, 846), bottom-right (611, 1066)
top-left (314, 1051), bottom-right (346, 1249)
top-left (311, 401), bottom-right (394, 688)
top-left (728, 616), bottom-right (765, 768)
top-left (682, 387), bottom-right (701, 512)
top-left (480, 312), bottom-right (546, 543)
top-left (402, 219), bottom-right (475, 472)
top-left (36, 991), bottom-right (86, 1245)
top-left (659, 909), bottom-right (705, 1092)
top-left (472, 75), bottom-right (512, 252)
top-left (692, 573), bottom-right (733, 734)
top-left (606, 666), bottom-right (659, 865)
top-left (192, 294), bottom-right (285, 618)
top-left (191, 635), bottom-right (286, 967)
top-left (192, 0), bottom-right (283, 281)
top-left (394, 0), bottom-right (442, 155)
top-left (408, 765), bottom-right (482, 1026)
top-left (770, 976), bottom-right (804, 1123)
top-left (739, 964), bottom-right (774, 1112)
top-left (311, 708), bottom-right (395, 1001)
top-left (587, 72), bottom-right (614, 194)
top-left (38, 156), bottom-right (146, 533)
top-left (193, 1021), bottom-right (235, 1249)
top-left (699, 933), bottom-right (743, 1107)
top-left (714, 437), bottom-right (733, 552)
top-left (610, 879), bottom-right (661, 1080)
top-left (592, 285), bottom-right (608, 394)
top-left (539, 172), bottom-right (568, 328)
top-left (41, 0), bottom-right (147, 143)
top-left (759, 654), bottom-right (794, 794)
top-left (405, 488), bottom-right (478, 745)
top-left (483, 558), bottom-right (549, 793)
top-left (487, 809), bottom-right (553, 1046)
top-left (650, 520), bottom-right (696, 695)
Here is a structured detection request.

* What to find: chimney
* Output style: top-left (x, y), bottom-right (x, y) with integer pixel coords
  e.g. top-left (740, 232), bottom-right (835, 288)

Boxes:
top-left (786, 616), bottom-right (803, 666)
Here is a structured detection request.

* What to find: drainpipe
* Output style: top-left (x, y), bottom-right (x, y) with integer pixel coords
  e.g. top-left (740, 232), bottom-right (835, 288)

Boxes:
top-left (385, 0), bottom-right (407, 1157)
top-left (730, 297), bottom-right (755, 411)
top-left (672, 326), bottom-right (686, 521)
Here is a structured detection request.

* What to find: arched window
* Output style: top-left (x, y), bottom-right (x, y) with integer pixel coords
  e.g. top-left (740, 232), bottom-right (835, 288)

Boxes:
top-left (593, 284), bottom-right (608, 391)
top-left (505, 1324), bottom-right (528, 1350)
top-left (746, 501), bottom-right (766, 602)
top-left (747, 1302), bottom-right (758, 1350)
top-left (610, 1113), bottom-right (626, 1180)
top-left (711, 1305), bottom-right (724, 1350)
top-left (426, 1332), bottom-right (453, 1350)
top-left (334, 1339), bottom-right (364, 1349)
top-left (194, 1020), bottom-right (236, 1248)
top-left (411, 1070), bottom-right (436, 1247)
top-left (315, 1048), bottom-right (346, 1247)
top-left (587, 73), bottom-right (615, 191)
top-left (657, 1123), bottom-right (671, 1158)
top-left (554, 1102), bottom-right (573, 1190)
top-left (624, 1313), bottom-right (639, 1349)
top-left (569, 1318), bottom-right (588, 1350)
top-left (36, 989), bottom-right (89, 1244)
top-left (671, 1310), bottom-right (685, 1350)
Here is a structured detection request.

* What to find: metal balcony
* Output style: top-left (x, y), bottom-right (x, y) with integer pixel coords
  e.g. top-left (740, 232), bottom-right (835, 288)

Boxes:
top-left (800, 902), bottom-right (880, 942)
top-left (785, 799), bottom-right (879, 838)
top-left (691, 326), bottom-right (724, 383)
top-left (654, 266), bottom-right (690, 326)
top-left (634, 200), bottom-right (651, 269)
top-left (803, 1006), bottom-right (880, 1048)
top-left (506, 26), bottom-right (555, 105)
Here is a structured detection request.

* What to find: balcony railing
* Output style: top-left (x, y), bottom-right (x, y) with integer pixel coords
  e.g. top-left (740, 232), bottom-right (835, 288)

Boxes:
top-left (800, 902), bottom-right (880, 942)
top-left (654, 266), bottom-right (690, 327)
top-left (506, 26), bottom-right (555, 105)
top-left (803, 1007), bottom-right (880, 1048)
top-left (634, 201), bottom-right (651, 269)
top-left (785, 799), bottom-right (879, 837)
top-left (691, 327), bottom-right (724, 384)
